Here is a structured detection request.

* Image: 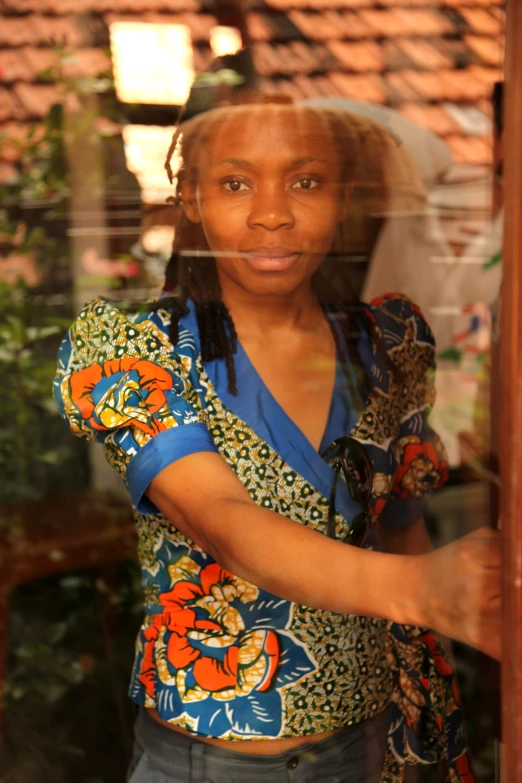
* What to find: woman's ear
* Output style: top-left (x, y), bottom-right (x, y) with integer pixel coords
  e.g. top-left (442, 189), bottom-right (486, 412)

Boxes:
top-left (181, 179), bottom-right (201, 224)
top-left (339, 181), bottom-right (354, 222)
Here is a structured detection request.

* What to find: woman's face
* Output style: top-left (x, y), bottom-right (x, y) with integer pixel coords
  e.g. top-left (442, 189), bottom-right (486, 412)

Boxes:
top-left (182, 106), bottom-right (350, 299)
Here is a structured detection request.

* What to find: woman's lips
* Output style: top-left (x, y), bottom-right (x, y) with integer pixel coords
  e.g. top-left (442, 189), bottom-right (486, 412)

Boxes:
top-left (243, 252), bottom-right (301, 272)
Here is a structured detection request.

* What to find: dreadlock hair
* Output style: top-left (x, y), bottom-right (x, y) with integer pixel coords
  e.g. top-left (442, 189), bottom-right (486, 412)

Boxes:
top-left (153, 100), bottom-right (425, 401)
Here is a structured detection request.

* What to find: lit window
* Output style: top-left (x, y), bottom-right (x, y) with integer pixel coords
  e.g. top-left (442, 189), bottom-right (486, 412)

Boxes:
top-left (110, 22), bottom-right (194, 106)
top-left (122, 125), bottom-right (180, 204)
top-left (210, 26), bottom-right (242, 58)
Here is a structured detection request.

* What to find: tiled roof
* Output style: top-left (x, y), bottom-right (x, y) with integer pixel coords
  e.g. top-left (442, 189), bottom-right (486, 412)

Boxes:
top-left (0, 0), bottom-right (505, 177)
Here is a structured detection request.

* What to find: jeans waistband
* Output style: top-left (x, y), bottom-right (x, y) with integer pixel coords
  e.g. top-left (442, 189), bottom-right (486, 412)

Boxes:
top-left (134, 706), bottom-right (390, 771)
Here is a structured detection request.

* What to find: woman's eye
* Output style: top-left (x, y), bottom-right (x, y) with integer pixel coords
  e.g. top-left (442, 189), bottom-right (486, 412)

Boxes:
top-left (223, 180), bottom-right (249, 193)
top-left (293, 178), bottom-right (319, 190)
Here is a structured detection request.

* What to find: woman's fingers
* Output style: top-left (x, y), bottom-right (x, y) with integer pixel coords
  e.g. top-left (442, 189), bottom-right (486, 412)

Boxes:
top-left (424, 528), bottom-right (501, 659)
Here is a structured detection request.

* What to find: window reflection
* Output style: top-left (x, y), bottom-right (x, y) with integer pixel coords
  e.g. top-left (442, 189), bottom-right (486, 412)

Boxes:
top-left (0, 2), bottom-right (505, 781)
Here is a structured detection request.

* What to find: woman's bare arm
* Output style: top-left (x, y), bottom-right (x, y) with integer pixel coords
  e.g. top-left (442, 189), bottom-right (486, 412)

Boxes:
top-left (148, 452), bottom-right (501, 659)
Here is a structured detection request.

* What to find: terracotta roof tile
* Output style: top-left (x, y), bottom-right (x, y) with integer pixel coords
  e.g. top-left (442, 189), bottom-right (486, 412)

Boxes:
top-left (19, 48), bottom-right (61, 81)
top-left (287, 10), bottom-right (336, 41)
top-left (399, 103), bottom-right (461, 136)
top-left (465, 35), bottom-right (503, 66)
top-left (440, 69), bottom-right (494, 102)
top-left (253, 42), bottom-right (284, 76)
top-left (108, 0), bottom-right (198, 8)
top-left (0, 88), bottom-right (24, 122)
top-left (248, 12), bottom-right (274, 42)
top-left (261, 77), bottom-right (304, 102)
top-left (273, 42), bottom-right (332, 74)
top-left (444, 133), bottom-right (493, 165)
top-left (328, 0), bottom-right (376, 6)
top-left (396, 8), bottom-right (455, 36)
top-left (61, 48), bottom-right (112, 78)
top-left (328, 71), bottom-right (386, 103)
top-left (401, 68), bottom-right (488, 102)
top-left (381, 41), bottom-right (416, 72)
top-left (0, 51), bottom-right (34, 84)
top-left (0, 17), bottom-right (44, 48)
top-left (289, 41), bottom-right (328, 72)
top-left (286, 9), bottom-right (374, 40)
top-left (397, 39), bottom-right (454, 71)
top-left (441, 0), bottom-right (503, 6)
top-left (358, 9), bottom-right (406, 37)
top-left (467, 64), bottom-right (503, 84)
top-left (335, 11), bottom-right (374, 39)
top-left (385, 71), bottom-right (423, 103)
top-left (257, 42), bottom-right (312, 75)
top-left (3, 46), bottom-right (111, 85)
top-left (313, 74), bottom-right (343, 97)
top-left (19, 15), bottom-right (89, 48)
top-left (0, 121), bottom-right (45, 162)
top-left (489, 7), bottom-right (506, 23)
top-left (259, 13), bottom-right (302, 41)
top-left (327, 41), bottom-right (384, 72)
top-left (431, 37), bottom-right (475, 69)
top-left (302, 43), bottom-right (337, 72)
top-left (3, 0), bottom-right (197, 10)
top-left (379, 0), bottom-right (445, 5)
top-left (2, 0), bottom-right (90, 11)
top-left (12, 83), bottom-right (63, 119)
top-left (292, 73), bottom-right (328, 97)
top-left (458, 8), bottom-right (502, 35)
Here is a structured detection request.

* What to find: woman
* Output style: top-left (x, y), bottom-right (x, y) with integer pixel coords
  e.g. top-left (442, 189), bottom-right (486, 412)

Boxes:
top-left (54, 102), bottom-right (500, 782)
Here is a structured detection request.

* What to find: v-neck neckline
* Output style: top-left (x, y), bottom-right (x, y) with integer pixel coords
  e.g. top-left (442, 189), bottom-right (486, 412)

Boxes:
top-left (235, 332), bottom-right (337, 456)
top-left (179, 301), bottom-right (368, 522)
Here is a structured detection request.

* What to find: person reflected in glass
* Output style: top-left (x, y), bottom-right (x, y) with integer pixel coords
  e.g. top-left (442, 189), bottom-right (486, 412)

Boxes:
top-left (55, 100), bottom-right (500, 783)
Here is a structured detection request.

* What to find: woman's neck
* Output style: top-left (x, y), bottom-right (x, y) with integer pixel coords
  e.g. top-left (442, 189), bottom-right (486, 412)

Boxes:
top-left (219, 280), bottom-right (326, 341)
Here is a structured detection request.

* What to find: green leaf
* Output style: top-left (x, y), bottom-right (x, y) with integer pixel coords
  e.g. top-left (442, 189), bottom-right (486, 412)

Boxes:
top-left (483, 251), bottom-right (502, 270)
top-left (438, 347), bottom-right (463, 362)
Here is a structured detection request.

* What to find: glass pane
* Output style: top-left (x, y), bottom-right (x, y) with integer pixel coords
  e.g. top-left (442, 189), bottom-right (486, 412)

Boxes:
top-left (0, 2), bottom-right (505, 781)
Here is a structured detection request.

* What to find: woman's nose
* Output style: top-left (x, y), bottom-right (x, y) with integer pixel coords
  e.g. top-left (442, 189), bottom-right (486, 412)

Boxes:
top-left (247, 187), bottom-right (295, 231)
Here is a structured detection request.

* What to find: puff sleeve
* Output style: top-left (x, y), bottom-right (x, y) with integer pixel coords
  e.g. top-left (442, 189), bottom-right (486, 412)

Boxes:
top-left (54, 299), bottom-right (218, 514)
top-left (370, 293), bottom-right (449, 528)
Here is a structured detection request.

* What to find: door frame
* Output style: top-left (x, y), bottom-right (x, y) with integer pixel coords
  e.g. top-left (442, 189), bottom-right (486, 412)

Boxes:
top-left (500, 1), bottom-right (522, 778)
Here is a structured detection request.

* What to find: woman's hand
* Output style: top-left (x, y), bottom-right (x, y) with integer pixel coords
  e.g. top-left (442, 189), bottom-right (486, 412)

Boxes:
top-left (420, 528), bottom-right (501, 660)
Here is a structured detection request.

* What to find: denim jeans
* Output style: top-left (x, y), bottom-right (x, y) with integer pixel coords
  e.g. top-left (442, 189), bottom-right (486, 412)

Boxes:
top-left (127, 708), bottom-right (391, 783)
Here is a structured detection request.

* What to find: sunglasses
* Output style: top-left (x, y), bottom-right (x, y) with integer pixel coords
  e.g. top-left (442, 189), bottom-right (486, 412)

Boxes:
top-left (321, 436), bottom-right (373, 547)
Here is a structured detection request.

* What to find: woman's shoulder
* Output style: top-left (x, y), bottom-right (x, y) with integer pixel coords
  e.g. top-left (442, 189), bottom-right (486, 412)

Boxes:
top-left (60, 298), bottom-right (198, 368)
top-left (363, 292), bottom-right (435, 350)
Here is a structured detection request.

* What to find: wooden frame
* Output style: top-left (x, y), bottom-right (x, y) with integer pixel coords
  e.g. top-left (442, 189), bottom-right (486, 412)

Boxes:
top-left (500, 0), bottom-right (522, 778)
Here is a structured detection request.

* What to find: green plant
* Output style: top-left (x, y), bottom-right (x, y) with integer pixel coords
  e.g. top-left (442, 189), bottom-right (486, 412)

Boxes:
top-left (0, 279), bottom-right (89, 503)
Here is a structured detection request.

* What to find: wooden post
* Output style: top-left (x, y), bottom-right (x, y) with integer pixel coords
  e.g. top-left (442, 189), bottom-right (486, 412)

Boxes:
top-left (500, 0), bottom-right (522, 778)
top-left (64, 95), bottom-right (127, 498)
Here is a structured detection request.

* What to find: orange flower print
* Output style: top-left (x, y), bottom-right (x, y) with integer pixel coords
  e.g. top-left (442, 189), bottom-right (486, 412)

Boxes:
top-left (393, 438), bottom-right (449, 498)
top-left (134, 553), bottom-right (316, 738)
top-left (69, 358), bottom-right (174, 436)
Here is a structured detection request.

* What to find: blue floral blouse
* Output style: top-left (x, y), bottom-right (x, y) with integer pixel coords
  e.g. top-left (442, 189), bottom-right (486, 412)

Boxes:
top-left (54, 293), bottom-right (471, 783)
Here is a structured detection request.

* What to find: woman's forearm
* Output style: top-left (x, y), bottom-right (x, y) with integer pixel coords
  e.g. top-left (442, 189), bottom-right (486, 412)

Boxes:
top-left (212, 499), bottom-right (427, 625)
top-left (154, 480), bottom-right (427, 627)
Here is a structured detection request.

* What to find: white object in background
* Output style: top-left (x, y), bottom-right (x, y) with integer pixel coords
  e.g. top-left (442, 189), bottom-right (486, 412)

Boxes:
top-left (301, 97), bottom-right (453, 189)
top-left (110, 22), bottom-right (194, 106)
top-left (123, 125), bottom-right (178, 205)
top-left (210, 26), bottom-right (242, 57)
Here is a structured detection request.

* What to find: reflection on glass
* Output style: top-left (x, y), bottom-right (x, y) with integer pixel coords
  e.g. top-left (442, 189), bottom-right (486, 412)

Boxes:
top-left (0, 5), bottom-right (505, 783)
